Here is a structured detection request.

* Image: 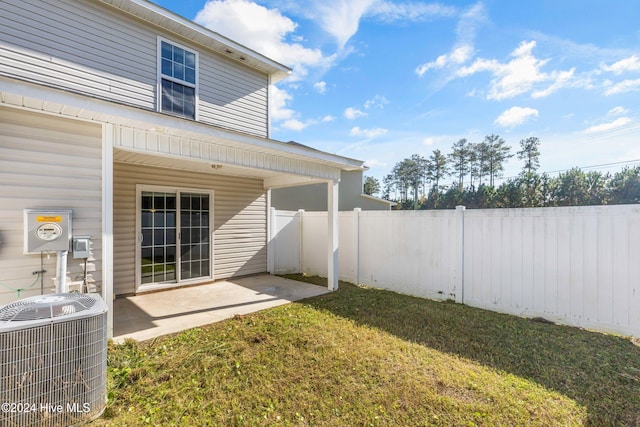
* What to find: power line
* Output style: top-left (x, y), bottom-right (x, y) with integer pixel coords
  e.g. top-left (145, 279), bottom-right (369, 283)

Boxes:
top-left (544, 158), bottom-right (640, 174)
top-left (493, 157), bottom-right (640, 184)
top-left (575, 121), bottom-right (640, 145)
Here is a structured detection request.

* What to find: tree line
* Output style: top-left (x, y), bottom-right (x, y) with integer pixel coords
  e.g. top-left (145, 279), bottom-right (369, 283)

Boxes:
top-left (363, 136), bottom-right (640, 209)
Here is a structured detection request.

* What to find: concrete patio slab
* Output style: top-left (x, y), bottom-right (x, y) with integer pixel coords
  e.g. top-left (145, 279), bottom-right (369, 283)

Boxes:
top-left (113, 275), bottom-right (328, 342)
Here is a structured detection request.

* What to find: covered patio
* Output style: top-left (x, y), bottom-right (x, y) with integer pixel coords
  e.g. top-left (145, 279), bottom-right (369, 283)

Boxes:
top-left (0, 78), bottom-right (364, 338)
top-left (113, 274), bottom-right (328, 342)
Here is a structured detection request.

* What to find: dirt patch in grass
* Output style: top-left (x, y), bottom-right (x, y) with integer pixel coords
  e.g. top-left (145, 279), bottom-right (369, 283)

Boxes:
top-left (93, 275), bottom-right (640, 426)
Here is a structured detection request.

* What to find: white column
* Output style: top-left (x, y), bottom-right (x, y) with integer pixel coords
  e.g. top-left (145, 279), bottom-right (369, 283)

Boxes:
top-left (327, 180), bottom-right (339, 291)
top-left (102, 124), bottom-right (115, 338)
top-left (455, 205), bottom-right (465, 304)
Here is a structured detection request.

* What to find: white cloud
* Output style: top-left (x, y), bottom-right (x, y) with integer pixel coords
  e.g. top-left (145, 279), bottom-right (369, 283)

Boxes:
top-left (282, 119), bottom-right (309, 131)
top-left (604, 78), bottom-right (640, 95)
top-left (310, 0), bottom-right (455, 49)
top-left (416, 45), bottom-right (474, 76)
top-left (494, 106), bottom-right (539, 128)
top-left (194, 0), bottom-right (335, 81)
top-left (363, 158), bottom-right (388, 169)
top-left (585, 117), bottom-right (632, 133)
top-left (367, 1), bottom-right (456, 22)
top-left (350, 126), bottom-right (388, 138)
top-left (455, 2), bottom-right (486, 44)
top-left (314, 81), bottom-right (327, 94)
top-left (601, 55), bottom-right (640, 75)
top-left (457, 40), bottom-right (576, 100)
top-left (344, 107), bottom-right (368, 120)
top-left (415, 3), bottom-right (485, 77)
top-left (532, 68), bottom-right (575, 98)
top-left (608, 106), bottom-right (629, 116)
top-left (255, 0), bottom-right (454, 54)
top-left (459, 41), bottom-right (545, 100)
top-left (270, 85), bottom-right (295, 121)
top-left (421, 135), bottom-right (454, 147)
top-left (312, 0), bottom-right (377, 50)
top-left (364, 95), bottom-right (389, 109)
top-left (322, 115), bottom-right (336, 122)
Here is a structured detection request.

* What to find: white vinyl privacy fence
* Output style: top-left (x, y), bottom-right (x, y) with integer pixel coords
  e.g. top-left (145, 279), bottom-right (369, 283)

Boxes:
top-left (269, 205), bottom-right (640, 338)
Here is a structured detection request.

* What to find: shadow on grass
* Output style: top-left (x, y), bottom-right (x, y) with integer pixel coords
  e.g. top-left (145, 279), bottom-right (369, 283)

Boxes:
top-left (287, 276), bottom-right (640, 427)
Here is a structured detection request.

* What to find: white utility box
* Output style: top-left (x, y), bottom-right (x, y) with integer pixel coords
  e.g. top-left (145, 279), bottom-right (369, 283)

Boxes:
top-left (24, 209), bottom-right (72, 254)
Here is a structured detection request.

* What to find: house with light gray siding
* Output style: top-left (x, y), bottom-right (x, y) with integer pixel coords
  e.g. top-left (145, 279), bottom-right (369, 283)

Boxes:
top-left (271, 170), bottom-right (395, 211)
top-left (0, 0), bottom-right (363, 336)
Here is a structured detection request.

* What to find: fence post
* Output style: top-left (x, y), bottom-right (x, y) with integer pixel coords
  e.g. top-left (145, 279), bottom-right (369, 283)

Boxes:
top-left (455, 205), bottom-right (466, 304)
top-left (298, 209), bottom-right (305, 274)
top-left (268, 207), bottom-right (276, 274)
top-left (354, 208), bottom-right (361, 285)
top-left (327, 180), bottom-right (339, 291)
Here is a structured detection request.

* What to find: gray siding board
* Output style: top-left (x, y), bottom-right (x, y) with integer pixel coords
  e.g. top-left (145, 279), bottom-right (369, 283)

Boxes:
top-left (0, 39), bottom-right (154, 110)
top-left (0, 107), bottom-right (103, 306)
top-left (199, 55), bottom-right (268, 136)
top-left (1, 0), bottom-right (271, 137)
top-left (113, 162), bottom-right (267, 296)
top-left (0, 1), bottom-right (156, 80)
top-left (0, 2), bottom-right (156, 76)
top-left (1, 0), bottom-right (156, 76)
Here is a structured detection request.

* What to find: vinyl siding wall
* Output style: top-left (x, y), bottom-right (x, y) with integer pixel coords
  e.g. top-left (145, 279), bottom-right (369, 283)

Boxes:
top-left (0, 0), bottom-right (269, 137)
top-left (113, 163), bottom-right (267, 296)
top-left (0, 107), bottom-right (103, 305)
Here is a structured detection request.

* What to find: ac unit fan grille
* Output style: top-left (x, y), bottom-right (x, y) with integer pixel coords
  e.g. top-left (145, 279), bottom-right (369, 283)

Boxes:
top-left (0, 293), bottom-right (96, 322)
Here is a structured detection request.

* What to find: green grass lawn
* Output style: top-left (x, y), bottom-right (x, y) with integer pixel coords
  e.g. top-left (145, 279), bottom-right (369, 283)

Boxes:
top-left (94, 275), bottom-right (640, 426)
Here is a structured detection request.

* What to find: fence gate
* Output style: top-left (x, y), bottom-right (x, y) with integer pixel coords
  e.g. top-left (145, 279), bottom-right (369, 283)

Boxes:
top-left (271, 210), bottom-right (301, 274)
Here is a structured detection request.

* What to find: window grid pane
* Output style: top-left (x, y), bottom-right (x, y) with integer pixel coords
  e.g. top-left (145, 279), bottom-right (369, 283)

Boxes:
top-left (161, 79), bottom-right (195, 119)
top-left (141, 191), bottom-right (177, 284)
top-left (159, 40), bottom-right (196, 118)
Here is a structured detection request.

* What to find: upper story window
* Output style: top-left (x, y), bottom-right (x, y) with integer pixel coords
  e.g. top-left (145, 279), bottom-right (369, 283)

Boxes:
top-left (158, 38), bottom-right (198, 119)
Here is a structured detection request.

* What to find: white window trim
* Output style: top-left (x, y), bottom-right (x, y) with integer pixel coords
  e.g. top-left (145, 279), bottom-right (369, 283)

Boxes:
top-left (135, 184), bottom-right (214, 293)
top-left (156, 36), bottom-right (200, 121)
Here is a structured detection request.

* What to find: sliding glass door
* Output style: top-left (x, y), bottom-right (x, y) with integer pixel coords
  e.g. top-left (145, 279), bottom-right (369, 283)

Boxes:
top-left (138, 187), bottom-right (212, 290)
top-left (180, 193), bottom-right (210, 280)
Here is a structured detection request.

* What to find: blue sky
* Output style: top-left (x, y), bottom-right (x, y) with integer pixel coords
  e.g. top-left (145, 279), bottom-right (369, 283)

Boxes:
top-left (152, 0), bottom-right (640, 187)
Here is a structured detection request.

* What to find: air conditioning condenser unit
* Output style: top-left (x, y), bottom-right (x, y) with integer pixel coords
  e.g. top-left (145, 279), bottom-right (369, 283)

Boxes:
top-left (0, 293), bottom-right (108, 427)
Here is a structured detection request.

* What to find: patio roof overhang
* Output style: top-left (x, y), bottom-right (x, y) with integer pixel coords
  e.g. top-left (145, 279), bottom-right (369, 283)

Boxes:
top-left (0, 77), bottom-right (365, 187)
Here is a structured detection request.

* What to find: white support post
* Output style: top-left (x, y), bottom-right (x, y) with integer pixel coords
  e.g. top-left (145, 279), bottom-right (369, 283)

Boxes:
top-left (102, 124), bottom-right (114, 338)
top-left (354, 208), bottom-right (361, 286)
top-left (327, 180), bottom-right (339, 291)
top-left (455, 205), bottom-right (465, 304)
top-left (266, 189), bottom-right (271, 274)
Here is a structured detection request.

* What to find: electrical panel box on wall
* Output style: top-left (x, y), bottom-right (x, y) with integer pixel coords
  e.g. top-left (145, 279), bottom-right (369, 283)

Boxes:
top-left (72, 236), bottom-right (92, 259)
top-left (24, 209), bottom-right (72, 254)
